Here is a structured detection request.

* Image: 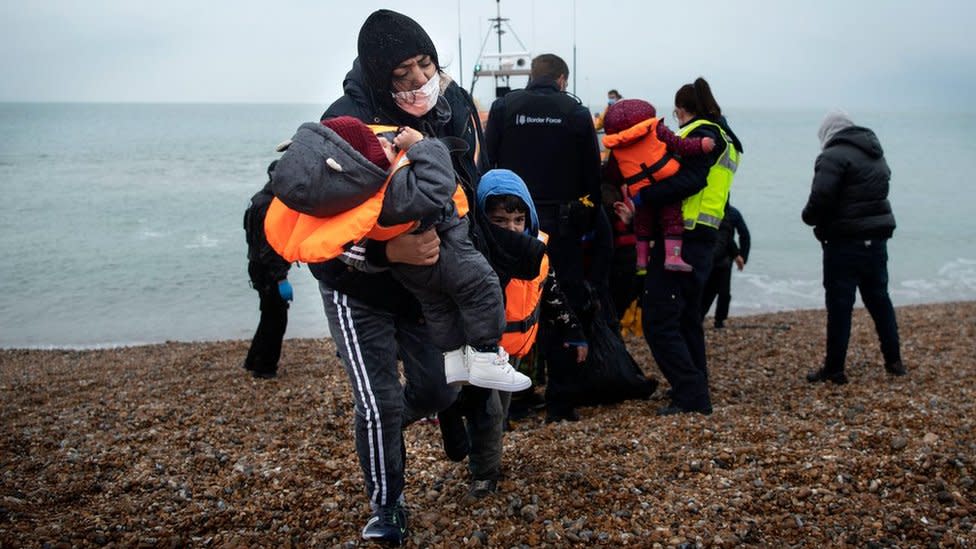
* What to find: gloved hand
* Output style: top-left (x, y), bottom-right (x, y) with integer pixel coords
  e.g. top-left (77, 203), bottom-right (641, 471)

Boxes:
top-left (277, 279), bottom-right (294, 302)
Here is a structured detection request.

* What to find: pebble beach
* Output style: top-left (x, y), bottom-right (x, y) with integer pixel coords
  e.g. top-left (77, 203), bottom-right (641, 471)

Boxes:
top-left (2, 302), bottom-right (974, 547)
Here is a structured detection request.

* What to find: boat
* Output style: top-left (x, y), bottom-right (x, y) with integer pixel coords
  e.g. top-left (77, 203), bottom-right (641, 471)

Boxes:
top-left (468, 0), bottom-right (532, 124)
top-left (466, 0), bottom-right (605, 141)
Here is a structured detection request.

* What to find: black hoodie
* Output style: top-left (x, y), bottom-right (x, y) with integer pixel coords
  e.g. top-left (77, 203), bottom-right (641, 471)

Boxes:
top-left (802, 126), bottom-right (896, 242)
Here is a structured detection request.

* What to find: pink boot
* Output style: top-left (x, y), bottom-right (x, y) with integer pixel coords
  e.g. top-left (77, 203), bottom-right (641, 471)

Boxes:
top-left (635, 239), bottom-right (650, 275)
top-left (664, 238), bottom-right (693, 272)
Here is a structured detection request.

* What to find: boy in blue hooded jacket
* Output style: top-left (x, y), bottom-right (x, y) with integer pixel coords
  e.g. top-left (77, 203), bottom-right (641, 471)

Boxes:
top-left (475, 169), bottom-right (589, 422)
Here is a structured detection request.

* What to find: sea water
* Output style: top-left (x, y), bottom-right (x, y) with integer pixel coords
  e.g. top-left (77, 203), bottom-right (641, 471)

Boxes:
top-left (1, 103), bottom-right (974, 348)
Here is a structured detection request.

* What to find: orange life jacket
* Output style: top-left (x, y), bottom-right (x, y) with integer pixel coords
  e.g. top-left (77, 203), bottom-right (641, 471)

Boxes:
top-left (264, 151), bottom-right (470, 263)
top-left (500, 232), bottom-right (550, 358)
top-left (602, 117), bottom-right (680, 198)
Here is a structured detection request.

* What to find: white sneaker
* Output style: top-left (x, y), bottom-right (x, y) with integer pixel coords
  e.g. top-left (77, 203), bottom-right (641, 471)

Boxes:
top-left (444, 347), bottom-right (468, 386)
top-left (466, 346), bottom-right (532, 392)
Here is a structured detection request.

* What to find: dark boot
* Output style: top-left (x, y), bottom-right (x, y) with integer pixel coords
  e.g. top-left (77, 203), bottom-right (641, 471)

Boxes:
top-left (806, 368), bottom-right (848, 385)
top-left (656, 403), bottom-right (712, 416)
top-left (884, 360), bottom-right (907, 376)
top-left (545, 403), bottom-right (580, 423)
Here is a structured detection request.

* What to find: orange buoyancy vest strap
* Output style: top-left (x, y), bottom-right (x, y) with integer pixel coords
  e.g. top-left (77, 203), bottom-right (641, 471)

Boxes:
top-left (603, 118), bottom-right (680, 197)
top-left (500, 232), bottom-right (550, 358)
top-left (367, 123), bottom-right (469, 218)
top-left (366, 123), bottom-right (470, 217)
top-left (453, 183), bottom-right (469, 218)
top-left (367, 124), bottom-right (400, 134)
top-left (264, 152), bottom-right (416, 263)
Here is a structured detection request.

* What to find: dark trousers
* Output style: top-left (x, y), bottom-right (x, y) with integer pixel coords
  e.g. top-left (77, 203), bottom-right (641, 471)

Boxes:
top-left (609, 246), bottom-right (639, 321)
top-left (541, 338), bottom-right (585, 414)
top-left (245, 266), bottom-right (289, 374)
top-left (641, 232), bottom-right (715, 411)
top-left (456, 387), bottom-right (509, 481)
top-left (701, 262), bottom-right (732, 325)
top-left (538, 207), bottom-right (589, 313)
top-left (392, 216), bottom-right (505, 351)
top-left (822, 239), bottom-right (901, 373)
top-left (320, 282), bottom-right (458, 508)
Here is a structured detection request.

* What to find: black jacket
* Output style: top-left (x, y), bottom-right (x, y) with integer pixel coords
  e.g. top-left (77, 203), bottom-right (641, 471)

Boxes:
top-left (802, 126), bottom-right (895, 241)
top-left (484, 80), bottom-right (602, 209)
top-left (244, 175), bottom-right (292, 289)
top-left (713, 205), bottom-right (750, 268)
top-left (307, 60), bottom-right (488, 315)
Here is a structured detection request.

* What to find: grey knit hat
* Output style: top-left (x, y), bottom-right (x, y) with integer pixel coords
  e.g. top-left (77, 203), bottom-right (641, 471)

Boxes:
top-left (818, 110), bottom-right (854, 149)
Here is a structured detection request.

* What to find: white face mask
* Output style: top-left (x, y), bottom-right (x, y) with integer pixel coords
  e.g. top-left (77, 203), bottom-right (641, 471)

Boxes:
top-left (392, 72), bottom-right (441, 117)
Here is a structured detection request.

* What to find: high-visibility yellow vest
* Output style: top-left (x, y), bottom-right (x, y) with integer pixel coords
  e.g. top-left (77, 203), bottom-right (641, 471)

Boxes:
top-left (677, 119), bottom-right (738, 230)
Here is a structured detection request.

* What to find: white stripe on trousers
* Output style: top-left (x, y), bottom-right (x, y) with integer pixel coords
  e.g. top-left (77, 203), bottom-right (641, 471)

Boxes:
top-left (333, 290), bottom-right (388, 505)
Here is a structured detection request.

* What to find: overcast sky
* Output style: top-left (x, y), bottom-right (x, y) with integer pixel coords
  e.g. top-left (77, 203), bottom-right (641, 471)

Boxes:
top-left (2, 1), bottom-right (973, 112)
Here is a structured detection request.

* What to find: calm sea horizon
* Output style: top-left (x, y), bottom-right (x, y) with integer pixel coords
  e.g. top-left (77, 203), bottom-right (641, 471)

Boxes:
top-left (1, 103), bottom-right (974, 348)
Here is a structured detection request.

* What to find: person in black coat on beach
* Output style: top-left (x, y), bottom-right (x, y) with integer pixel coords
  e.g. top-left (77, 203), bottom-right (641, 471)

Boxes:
top-left (604, 77), bottom-right (742, 416)
top-left (802, 110), bottom-right (907, 385)
top-left (701, 203), bottom-right (750, 328)
top-left (484, 53), bottom-right (605, 315)
top-left (242, 161), bottom-right (293, 379)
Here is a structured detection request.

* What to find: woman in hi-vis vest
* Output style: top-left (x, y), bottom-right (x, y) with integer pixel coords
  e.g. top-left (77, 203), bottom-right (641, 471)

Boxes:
top-left (607, 77), bottom-right (742, 417)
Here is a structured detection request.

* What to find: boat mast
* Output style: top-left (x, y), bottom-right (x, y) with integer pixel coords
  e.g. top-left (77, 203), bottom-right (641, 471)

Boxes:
top-left (457, 0), bottom-right (463, 88)
top-left (470, 0), bottom-right (530, 99)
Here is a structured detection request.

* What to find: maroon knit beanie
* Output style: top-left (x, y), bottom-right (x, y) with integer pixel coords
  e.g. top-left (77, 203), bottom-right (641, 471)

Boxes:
top-left (321, 116), bottom-right (391, 170)
top-left (604, 99), bottom-right (658, 135)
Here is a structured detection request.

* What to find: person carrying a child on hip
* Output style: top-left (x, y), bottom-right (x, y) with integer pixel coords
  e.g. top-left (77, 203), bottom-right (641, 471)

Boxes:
top-left (267, 115), bottom-right (531, 393)
top-left (602, 98), bottom-right (715, 274)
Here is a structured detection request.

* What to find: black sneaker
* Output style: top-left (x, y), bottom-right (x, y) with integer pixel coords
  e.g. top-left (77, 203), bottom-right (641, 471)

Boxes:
top-left (361, 503), bottom-right (408, 545)
top-left (437, 401), bottom-right (469, 462)
top-left (251, 369), bottom-right (277, 379)
top-left (805, 368), bottom-right (848, 385)
top-left (884, 360), bottom-right (907, 376)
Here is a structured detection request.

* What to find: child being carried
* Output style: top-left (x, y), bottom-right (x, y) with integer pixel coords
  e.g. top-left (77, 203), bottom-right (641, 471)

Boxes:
top-left (266, 115), bottom-right (531, 392)
top-left (602, 99), bottom-right (715, 273)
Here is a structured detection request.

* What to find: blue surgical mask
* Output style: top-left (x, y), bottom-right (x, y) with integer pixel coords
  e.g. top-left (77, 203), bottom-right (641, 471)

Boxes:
top-left (608, 99), bottom-right (617, 106)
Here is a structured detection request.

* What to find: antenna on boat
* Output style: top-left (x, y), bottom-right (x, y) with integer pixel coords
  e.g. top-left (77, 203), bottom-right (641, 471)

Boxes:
top-left (457, 0), bottom-right (463, 88)
top-left (572, 0), bottom-right (577, 94)
top-left (469, 0), bottom-right (531, 99)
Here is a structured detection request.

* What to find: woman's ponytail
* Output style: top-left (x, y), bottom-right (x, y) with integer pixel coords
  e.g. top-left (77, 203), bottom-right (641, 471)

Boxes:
top-left (693, 77), bottom-right (722, 121)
